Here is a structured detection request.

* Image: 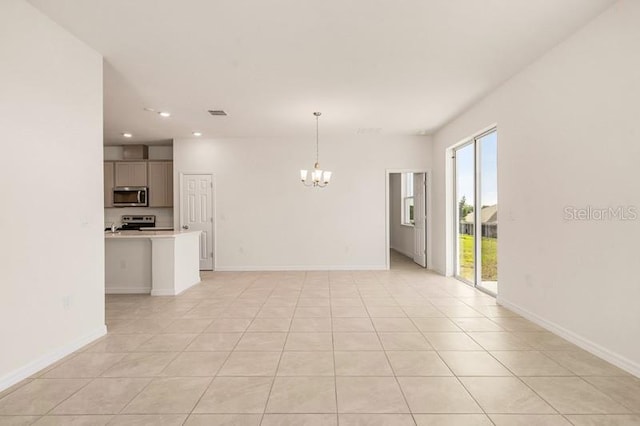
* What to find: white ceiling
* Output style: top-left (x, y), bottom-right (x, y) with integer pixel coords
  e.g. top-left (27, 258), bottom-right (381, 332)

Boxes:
top-left (29, 0), bottom-right (614, 144)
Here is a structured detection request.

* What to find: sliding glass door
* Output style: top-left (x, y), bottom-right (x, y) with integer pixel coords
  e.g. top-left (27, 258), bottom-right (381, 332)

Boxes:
top-left (478, 131), bottom-right (498, 293)
top-left (454, 142), bottom-right (475, 284)
top-left (454, 129), bottom-right (498, 295)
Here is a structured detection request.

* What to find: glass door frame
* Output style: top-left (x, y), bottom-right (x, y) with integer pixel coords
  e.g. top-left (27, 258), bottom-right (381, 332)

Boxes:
top-left (452, 127), bottom-right (497, 296)
top-left (453, 139), bottom-right (476, 287)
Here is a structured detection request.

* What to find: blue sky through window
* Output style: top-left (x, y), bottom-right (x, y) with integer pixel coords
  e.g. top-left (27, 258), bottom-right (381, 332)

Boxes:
top-left (480, 131), bottom-right (497, 206)
top-left (456, 131), bottom-right (497, 208)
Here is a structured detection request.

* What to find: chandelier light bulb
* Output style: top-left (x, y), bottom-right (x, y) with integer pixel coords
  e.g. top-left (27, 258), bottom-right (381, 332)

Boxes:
top-left (312, 168), bottom-right (322, 183)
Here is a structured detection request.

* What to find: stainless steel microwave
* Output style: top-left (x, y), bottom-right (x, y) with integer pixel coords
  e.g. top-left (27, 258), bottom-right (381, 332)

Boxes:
top-left (113, 186), bottom-right (148, 207)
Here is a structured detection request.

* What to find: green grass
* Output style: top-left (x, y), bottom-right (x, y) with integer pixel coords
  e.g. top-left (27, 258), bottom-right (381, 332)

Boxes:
top-left (458, 234), bottom-right (497, 282)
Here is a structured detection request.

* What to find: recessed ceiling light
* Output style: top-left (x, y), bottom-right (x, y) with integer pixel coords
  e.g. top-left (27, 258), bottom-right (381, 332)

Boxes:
top-left (122, 132), bottom-right (133, 138)
top-left (192, 132), bottom-right (202, 137)
top-left (143, 108), bottom-right (171, 118)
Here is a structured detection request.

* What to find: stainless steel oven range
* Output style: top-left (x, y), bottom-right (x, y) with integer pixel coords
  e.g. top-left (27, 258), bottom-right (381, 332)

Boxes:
top-left (120, 215), bottom-right (156, 230)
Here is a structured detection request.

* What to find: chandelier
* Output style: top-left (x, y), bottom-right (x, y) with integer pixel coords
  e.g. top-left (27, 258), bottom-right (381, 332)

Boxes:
top-left (300, 112), bottom-right (332, 188)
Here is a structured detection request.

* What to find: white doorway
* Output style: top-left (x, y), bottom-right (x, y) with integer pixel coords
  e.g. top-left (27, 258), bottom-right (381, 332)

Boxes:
top-left (386, 170), bottom-right (429, 270)
top-left (180, 173), bottom-right (214, 270)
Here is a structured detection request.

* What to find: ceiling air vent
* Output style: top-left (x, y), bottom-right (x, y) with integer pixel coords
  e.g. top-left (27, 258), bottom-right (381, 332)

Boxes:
top-left (208, 110), bottom-right (228, 116)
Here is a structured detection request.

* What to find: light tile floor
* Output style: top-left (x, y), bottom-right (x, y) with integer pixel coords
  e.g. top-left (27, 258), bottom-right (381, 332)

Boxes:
top-left (1, 252), bottom-right (639, 425)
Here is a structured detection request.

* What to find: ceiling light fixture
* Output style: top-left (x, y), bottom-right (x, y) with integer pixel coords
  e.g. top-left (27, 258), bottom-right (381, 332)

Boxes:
top-left (192, 131), bottom-right (202, 137)
top-left (144, 107), bottom-right (171, 118)
top-left (122, 132), bottom-right (133, 138)
top-left (300, 112), bottom-right (332, 188)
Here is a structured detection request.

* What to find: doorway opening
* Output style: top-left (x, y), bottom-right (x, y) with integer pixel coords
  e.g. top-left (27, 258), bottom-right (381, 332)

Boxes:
top-left (179, 173), bottom-right (215, 270)
top-left (452, 128), bottom-right (498, 295)
top-left (386, 170), bottom-right (429, 270)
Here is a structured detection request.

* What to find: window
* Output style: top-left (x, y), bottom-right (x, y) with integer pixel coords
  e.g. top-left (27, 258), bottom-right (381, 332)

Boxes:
top-left (401, 172), bottom-right (415, 226)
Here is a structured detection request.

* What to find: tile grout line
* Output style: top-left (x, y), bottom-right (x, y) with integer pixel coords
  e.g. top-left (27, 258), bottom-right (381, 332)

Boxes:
top-left (110, 299), bottom-right (231, 420)
top-left (147, 273), bottom-right (257, 424)
top-left (407, 265), bottom-right (565, 423)
top-left (114, 293), bottom-right (226, 422)
top-left (395, 271), bottom-right (494, 424)
top-left (359, 275), bottom-right (417, 426)
top-left (412, 274), bottom-right (497, 424)
top-left (17, 297), bottom-right (192, 421)
top-left (329, 271), bottom-right (340, 426)
top-left (257, 272), bottom-right (303, 426)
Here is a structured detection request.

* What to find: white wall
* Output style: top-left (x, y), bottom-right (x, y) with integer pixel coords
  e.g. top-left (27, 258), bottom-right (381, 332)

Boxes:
top-left (174, 135), bottom-right (431, 270)
top-left (389, 173), bottom-right (414, 258)
top-left (431, 0), bottom-right (640, 375)
top-left (0, 0), bottom-right (104, 389)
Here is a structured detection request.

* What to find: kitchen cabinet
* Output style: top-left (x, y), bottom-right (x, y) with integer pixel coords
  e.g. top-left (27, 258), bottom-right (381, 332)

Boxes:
top-left (104, 161), bottom-right (115, 207)
top-left (147, 161), bottom-right (173, 207)
top-left (115, 161), bottom-right (147, 187)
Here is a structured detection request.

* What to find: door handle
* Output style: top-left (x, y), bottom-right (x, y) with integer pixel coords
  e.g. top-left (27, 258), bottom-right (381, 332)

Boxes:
top-left (182, 225), bottom-right (190, 230)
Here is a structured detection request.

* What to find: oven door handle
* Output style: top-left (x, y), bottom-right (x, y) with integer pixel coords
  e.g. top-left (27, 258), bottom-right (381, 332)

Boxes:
top-left (137, 191), bottom-right (141, 204)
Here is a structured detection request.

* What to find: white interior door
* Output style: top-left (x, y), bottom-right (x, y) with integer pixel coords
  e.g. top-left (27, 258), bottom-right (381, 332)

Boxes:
top-left (413, 173), bottom-right (427, 267)
top-left (181, 174), bottom-right (214, 270)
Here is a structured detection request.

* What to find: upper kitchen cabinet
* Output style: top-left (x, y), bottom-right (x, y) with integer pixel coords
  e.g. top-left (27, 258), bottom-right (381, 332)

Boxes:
top-left (148, 161), bottom-right (173, 207)
top-left (104, 161), bottom-right (114, 207)
top-left (115, 161), bottom-right (147, 187)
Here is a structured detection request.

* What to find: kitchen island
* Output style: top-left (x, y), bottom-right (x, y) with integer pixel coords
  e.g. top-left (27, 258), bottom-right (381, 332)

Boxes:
top-left (105, 230), bottom-right (201, 296)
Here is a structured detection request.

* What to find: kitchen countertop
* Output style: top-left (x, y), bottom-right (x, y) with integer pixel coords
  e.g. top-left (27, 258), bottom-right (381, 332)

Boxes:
top-left (105, 230), bottom-right (201, 239)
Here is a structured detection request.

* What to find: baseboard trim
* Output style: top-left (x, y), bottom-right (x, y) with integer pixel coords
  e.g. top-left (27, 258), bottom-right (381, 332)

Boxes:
top-left (215, 265), bottom-right (388, 272)
top-left (150, 289), bottom-right (176, 296)
top-left (497, 297), bottom-right (639, 378)
top-left (390, 247), bottom-right (414, 259)
top-left (105, 287), bottom-right (151, 294)
top-left (0, 325), bottom-right (107, 392)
